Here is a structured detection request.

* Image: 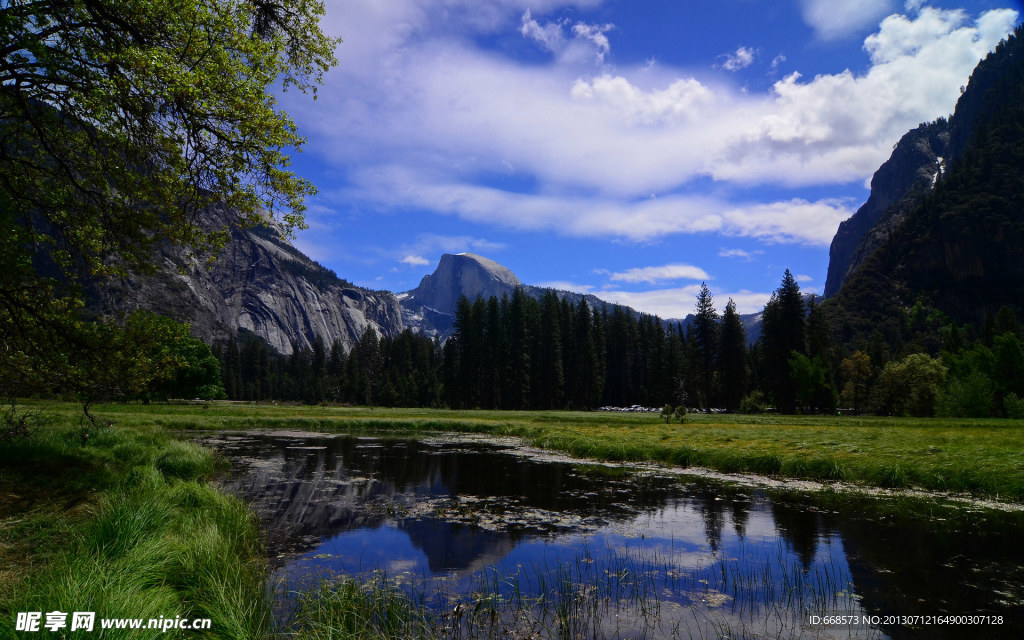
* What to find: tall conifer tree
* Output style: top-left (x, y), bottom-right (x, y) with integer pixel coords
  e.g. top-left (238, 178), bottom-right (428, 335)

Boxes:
top-left (693, 283), bottom-right (719, 412)
top-left (719, 299), bottom-right (748, 412)
top-left (761, 270), bottom-right (805, 413)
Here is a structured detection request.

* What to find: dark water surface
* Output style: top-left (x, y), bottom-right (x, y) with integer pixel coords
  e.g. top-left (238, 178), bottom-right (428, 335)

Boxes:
top-left (196, 430), bottom-right (1024, 639)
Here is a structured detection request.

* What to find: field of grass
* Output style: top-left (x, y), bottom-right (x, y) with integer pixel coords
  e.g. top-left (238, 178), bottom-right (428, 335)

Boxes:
top-left (2, 401), bottom-right (1021, 639)
top-left (17, 401), bottom-right (1024, 502)
top-left (0, 412), bottom-right (269, 639)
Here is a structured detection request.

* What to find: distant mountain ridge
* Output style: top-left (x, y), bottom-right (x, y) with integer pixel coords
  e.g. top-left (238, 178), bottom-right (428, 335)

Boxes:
top-left (399, 252), bottom-right (762, 342)
top-left (399, 252), bottom-right (628, 338)
top-left (91, 225), bottom-right (765, 355)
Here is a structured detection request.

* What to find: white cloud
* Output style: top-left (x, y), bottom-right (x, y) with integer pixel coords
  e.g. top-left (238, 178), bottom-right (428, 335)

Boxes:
top-left (609, 264), bottom-right (711, 284)
top-left (801, 0), bottom-right (896, 41)
top-left (353, 167), bottom-right (851, 245)
top-left (720, 199), bottom-right (854, 245)
top-left (572, 21), bottom-right (614, 64)
top-left (400, 255), bottom-right (430, 266)
top-left (720, 46), bottom-right (756, 71)
top-left (596, 285), bottom-right (772, 318)
top-left (570, 74), bottom-right (713, 126)
top-left (297, 2), bottom-right (1018, 244)
top-left (403, 233), bottom-right (507, 260)
top-left (521, 9), bottom-right (567, 52)
top-left (771, 54), bottom-right (786, 69)
top-left (520, 9), bottom-right (614, 64)
top-left (795, 273), bottom-right (814, 282)
top-left (719, 248), bottom-right (763, 260)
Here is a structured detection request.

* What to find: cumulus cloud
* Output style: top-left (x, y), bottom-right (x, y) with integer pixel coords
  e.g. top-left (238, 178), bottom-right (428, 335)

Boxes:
top-left (801, 0), bottom-right (896, 41)
top-left (795, 273), bottom-right (814, 282)
top-left (720, 46), bottom-right (756, 71)
top-left (294, 2), bottom-right (1018, 245)
top-left (598, 285), bottom-right (772, 318)
top-left (609, 264), bottom-right (711, 284)
top-left (570, 74), bottom-right (713, 125)
top-left (400, 255), bottom-right (430, 266)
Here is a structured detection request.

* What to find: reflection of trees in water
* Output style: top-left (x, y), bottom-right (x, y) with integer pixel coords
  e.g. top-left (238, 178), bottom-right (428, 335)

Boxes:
top-left (730, 498), bottom-right (752, 539)
top-left (206, 433), bottom-right (686, 568)
top-left (687, 482), bottom-right (755, 551)
top-left (834, 501), bottom-right (1024, 640)
top-left (204, 432), bottom-right (1024, 638)
top-left (690, 484), bottom-right (727, 552)
top-left (770, 500), bottom-right (824, 569)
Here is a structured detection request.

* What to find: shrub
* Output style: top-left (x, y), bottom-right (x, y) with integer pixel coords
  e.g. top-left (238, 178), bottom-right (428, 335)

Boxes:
top-left (739, 390), bottom-right (768, 414)
top-left (660, 404), bottom-right (674, 423)
top-left (1005, 393), bottom-right (1024, 419)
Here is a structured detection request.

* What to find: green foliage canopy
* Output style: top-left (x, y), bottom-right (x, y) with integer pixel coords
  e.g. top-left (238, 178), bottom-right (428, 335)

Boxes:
top-left (1, 0), bottom-right (337, 398)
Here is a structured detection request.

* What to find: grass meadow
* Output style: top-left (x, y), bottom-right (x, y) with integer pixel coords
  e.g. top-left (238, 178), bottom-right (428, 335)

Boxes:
top-left (1, 401), bottom-right (1021, 639)
top-left (25, 401), bottom-right (1024, 500)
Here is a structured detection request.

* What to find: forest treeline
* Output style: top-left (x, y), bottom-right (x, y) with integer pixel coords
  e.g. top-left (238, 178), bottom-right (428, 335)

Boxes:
top-left (212, 270), bottom-right (1024, 418)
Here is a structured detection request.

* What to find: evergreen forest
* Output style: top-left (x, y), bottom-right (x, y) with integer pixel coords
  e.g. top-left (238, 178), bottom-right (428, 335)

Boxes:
top-left (210, 273), bottom-right (1024, 419)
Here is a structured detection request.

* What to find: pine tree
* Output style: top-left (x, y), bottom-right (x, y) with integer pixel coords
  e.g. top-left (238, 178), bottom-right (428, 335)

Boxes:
top-left (507, 289), bottom-right (533, 409)
top-left (327, 339), bottom-right (347, 402)
top-left (719, 299), bottom-right (747, 412)
top-left (761, 270), bottom-right (805, 413)
top-left (692, 283), bottom-right (719, 412)
top-left (534, 292), bottom-right (565, 408)
top-left (483, 296), bottom-right (505, 408)
top-left (571, 298), bottom-right (599, 410)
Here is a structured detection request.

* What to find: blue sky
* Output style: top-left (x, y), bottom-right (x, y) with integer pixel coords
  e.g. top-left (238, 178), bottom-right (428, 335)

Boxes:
top-left (280, 0), bottom-right (1021, 318)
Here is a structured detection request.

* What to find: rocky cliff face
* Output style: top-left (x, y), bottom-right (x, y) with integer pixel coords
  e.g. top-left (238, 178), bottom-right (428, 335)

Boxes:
top-left (406, 253), bottom-right (521, 309)
top-left (823, 120), bottom-right (949, 298)
top-left (90, 205), bottom-right (403, 354)
top-left (400, 253), bottom-right (525, 336)
top-left (826, 24), bottom-right (1024, 338)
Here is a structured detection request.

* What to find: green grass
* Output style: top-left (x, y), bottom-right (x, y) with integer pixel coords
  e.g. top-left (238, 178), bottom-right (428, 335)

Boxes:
top-left (0, 417), bottom-right (269, 639)
top-left (28, 401), bottom-right (1023, 502)
top-left (3, 401), bottom-right (1019, 639)
top-left (288, 575), bottom-right (436, 640)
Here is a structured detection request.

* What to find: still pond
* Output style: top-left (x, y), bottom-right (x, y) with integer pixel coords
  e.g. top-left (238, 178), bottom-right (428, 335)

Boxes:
top-left (195, 430), bottom-right (1024, 639)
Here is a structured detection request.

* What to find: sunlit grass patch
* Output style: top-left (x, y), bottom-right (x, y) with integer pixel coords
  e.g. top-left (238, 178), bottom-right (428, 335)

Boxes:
top-left (0, 415), bottom-right (269, 639)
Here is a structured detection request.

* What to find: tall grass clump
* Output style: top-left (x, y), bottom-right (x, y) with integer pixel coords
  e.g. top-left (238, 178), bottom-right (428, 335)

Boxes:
top-left (289, 574), bottom-right (435, 640)
top-left (0, 416), bottom-right (270, 640)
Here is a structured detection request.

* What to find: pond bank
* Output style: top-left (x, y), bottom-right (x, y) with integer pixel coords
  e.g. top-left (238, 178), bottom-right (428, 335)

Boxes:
top-left (47, 402), bottom-right (1020, 503)
top-left (199, 428), bottom-right (1024, 640)
top-left (4, 404), bottom-right (1023, 639)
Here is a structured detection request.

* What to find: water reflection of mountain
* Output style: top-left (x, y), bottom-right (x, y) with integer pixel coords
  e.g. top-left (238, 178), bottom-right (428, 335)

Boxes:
top-left (202, 432), bottom-right (689, 569)
top-left (202, 431), bottom-right (1024, 638)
